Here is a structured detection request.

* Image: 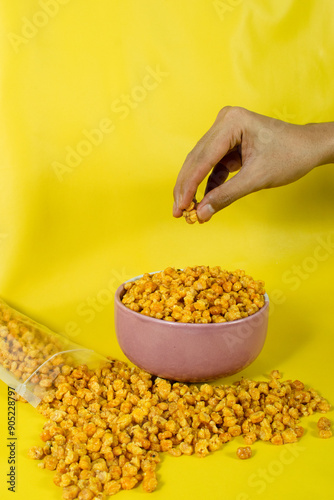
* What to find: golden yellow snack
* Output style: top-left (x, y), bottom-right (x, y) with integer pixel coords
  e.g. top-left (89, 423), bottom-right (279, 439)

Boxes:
top-left (236, 446), bottom-right (252, 459)
top-left (1, 298), bottom-right (329, 497)
top-left (122, 266), bottom-right (266, 323)
top-left (26, 363), bottom-right (331, 497)
top-left (317, 417), bottom-right (332, 438)
top-left (317, 417), bottom-right (331, 430)
top-left (182, 200), bottom-right (198, 224)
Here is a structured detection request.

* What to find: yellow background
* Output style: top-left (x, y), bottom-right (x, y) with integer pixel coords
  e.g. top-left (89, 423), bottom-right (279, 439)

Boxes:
top-left (0, 1), bottom-right (334, 499)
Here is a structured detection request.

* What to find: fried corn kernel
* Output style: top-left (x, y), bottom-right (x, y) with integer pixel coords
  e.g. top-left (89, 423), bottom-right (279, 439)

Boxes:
top-left (62, 485), bottom-right (80, 500)
top-left (142, 471), bottom-right (158, 493)
top-left (317, 417), bottom-right (332, 438)
top-left (104, 481), bottom-right (121, 496)
top-left (244, 432), bottom-right (257, 445)
top-left (319, 430), bottom-right (332, 439)
top-left (271, 434), bottom-right (284, 446)
top-left (236, 446), bottom-right (252, 460)
top-left (78, 489), bottom-right (95, 500)
top-left (281, 428), bottom-right (298, 444)
top-left (317, 417), bottom-right (331, 430)
top-left (120, 476), bottom-right (138, 490)
top-left (121, 267), bottom-right (266, 323)
top-left (182, 200), bottom-right (198, 224)
top-left (27, 446), bottom-right (45, 460)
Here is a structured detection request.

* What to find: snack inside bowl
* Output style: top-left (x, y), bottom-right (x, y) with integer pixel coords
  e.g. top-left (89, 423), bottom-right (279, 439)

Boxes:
top-left (114, 271), bottom-right (269, 382)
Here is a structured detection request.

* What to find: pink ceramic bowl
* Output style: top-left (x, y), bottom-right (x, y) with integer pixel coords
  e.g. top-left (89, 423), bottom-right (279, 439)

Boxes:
top-left (114, 274), bottom-right (269, 383)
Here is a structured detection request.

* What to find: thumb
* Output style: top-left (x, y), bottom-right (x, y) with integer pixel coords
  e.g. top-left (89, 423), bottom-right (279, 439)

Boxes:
top-left (197, 168), bottom-right (258, 221)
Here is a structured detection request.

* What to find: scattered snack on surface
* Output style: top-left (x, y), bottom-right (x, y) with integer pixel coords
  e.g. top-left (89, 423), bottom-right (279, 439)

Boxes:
top-left (122, 266), bottom-right (266, 323)
top-left (1, 298), bottom-right (331, 497)
top-left (182, 200), bottom-right (198, 224)
top-left (27, 367), bottom-right (330, 498)
top-left (317, 417), bottom-right (332, 438)
top-left (236, 446), bottom-right (252, 460)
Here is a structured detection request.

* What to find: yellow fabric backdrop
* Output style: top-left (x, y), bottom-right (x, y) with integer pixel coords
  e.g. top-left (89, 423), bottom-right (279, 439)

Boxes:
top-left (0, 1), bottom-right (333, 499)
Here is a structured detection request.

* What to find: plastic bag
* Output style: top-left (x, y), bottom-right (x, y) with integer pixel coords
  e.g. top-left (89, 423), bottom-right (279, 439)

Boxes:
top-left (0, 298), bottom-right (105, 407)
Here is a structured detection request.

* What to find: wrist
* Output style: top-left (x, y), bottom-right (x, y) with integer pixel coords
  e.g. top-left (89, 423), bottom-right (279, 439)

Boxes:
top-left (304, 122), bottom-right (334, 166)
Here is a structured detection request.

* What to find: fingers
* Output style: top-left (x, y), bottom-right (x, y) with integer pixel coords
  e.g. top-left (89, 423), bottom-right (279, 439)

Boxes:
top-left (204, 163), bottom-right (229, 196)
top-left (204, 150), bottom-right (242, 196)
top-left (172, 200), bottom-right (184, 217)
top-left (197, 167), bottom-right (257, 222)
top-left (173, 108), bottom-right (243, 215)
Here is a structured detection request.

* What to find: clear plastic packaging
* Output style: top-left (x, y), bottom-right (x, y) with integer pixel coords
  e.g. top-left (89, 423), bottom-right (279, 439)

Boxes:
top-left (0, 298), bottom-right (105, 407)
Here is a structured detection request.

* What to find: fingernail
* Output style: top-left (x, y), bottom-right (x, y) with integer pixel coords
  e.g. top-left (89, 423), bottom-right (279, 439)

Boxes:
top-left (197, 203), bottom-right (215, 222)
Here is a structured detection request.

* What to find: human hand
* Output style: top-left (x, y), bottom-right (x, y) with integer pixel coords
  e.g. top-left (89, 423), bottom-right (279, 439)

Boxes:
top-left (173, 106), bottom-right (334, 222)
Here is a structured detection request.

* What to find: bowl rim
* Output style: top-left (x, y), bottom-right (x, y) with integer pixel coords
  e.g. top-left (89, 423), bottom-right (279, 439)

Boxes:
top-left (115, 271), bottom-right (269, 328)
